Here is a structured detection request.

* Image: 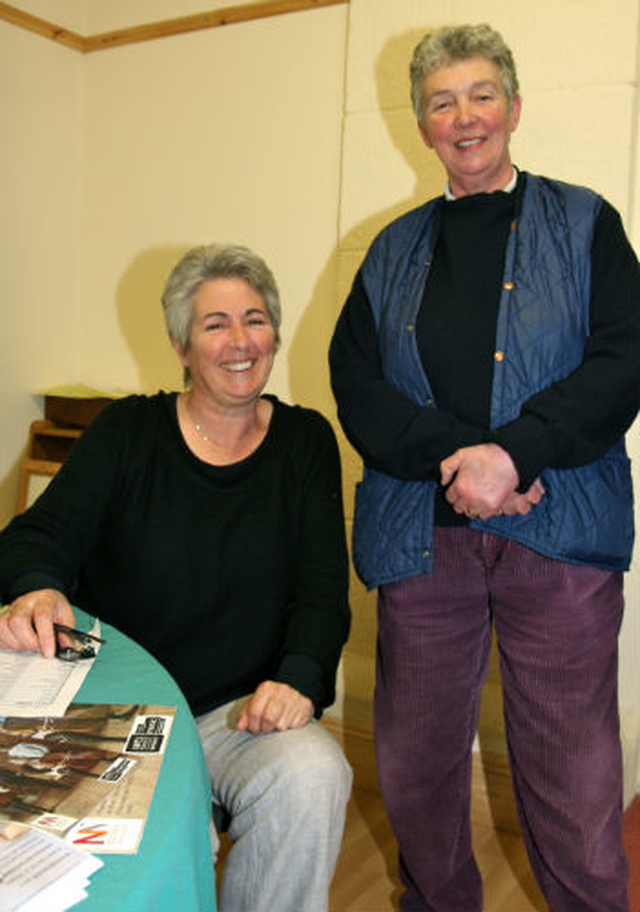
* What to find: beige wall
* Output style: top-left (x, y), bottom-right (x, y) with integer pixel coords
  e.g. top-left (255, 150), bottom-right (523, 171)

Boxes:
top-left (0, 2), bottom-right (348, 524)
top-left (0, 17), bottom-right (84, 522)
top-left (78, 7), bottom-right (347, 410)
top-left (1, 0), bottom-right (638, 785)
top-left (8, 0), bottom-right (87, 32)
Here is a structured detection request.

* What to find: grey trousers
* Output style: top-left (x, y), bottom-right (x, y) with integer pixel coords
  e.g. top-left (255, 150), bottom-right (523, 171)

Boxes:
top-left (196, 698), bottom-right (352, 912)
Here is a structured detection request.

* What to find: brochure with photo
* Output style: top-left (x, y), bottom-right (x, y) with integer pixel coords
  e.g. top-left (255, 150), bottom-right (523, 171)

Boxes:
top-left (0, 703), bottom-right (176, 854)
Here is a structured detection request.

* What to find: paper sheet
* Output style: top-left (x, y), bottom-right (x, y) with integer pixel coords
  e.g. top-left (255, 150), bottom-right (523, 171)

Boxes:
top-left (0, 824), bottom-right (102, 912)
top-left (0, 621), bottom-right (102, 718)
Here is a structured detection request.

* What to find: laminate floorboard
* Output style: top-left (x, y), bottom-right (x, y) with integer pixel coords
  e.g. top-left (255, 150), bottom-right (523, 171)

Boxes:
top-left (216, 788), bottom-right (638, 911)
top-left (329, 787), bottom-right (546, 912)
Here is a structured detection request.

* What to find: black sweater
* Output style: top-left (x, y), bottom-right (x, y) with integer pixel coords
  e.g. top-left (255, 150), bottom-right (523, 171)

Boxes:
top-left (330, 173), bottom-right (640, 524)
top-left (0, 393), bottom-right (351, 716)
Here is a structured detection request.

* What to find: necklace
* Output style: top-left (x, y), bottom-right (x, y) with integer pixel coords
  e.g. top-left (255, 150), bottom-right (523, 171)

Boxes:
top-left (183, 395), bottom-right (268, 458)
top-left (186, 399), bottom-right (254, 449)
top-left (193, 420), bottom-right (211, 442)
top-left (186, 401), bottom-right (216, 445)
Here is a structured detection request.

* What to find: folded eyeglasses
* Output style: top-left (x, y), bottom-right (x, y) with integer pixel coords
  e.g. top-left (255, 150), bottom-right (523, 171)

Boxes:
top-left (54, 623), bottom-right (106, 662)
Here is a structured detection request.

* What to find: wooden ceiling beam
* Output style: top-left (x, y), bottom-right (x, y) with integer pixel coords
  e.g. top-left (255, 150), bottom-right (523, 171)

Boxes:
top-left (0, 0), bottom-right (347, 53)
top-left (0, 1), bottom-right (84, 51)
top-left (85, 0), bottom-right (347, 52)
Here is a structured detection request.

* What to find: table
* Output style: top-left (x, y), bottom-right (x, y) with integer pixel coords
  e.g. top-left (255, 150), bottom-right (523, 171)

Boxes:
top-left (71, 607), bottom-right (217, 912)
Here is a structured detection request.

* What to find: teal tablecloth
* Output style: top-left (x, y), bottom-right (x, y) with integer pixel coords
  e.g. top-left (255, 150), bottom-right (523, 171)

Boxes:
top-left (71, 608), bottom-right (216, 912)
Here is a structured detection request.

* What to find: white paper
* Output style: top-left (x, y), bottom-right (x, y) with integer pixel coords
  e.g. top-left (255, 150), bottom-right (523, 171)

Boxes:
top-left (0, 824), bottom-right (102, 912)
top-left (0, 621), bottom-right (102, 718)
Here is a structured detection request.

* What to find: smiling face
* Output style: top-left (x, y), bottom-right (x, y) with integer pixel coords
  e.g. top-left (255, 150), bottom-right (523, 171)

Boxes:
top-left (419, 56), bottom-right (521, 197)
top-left (174, 276), bottom-right (277, 412)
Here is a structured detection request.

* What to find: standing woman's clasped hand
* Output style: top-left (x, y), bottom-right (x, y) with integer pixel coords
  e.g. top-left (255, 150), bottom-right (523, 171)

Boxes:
top-left (440, 443), bottom-right (545, 519)
top-left (0, 588), bottom-right (76, 658)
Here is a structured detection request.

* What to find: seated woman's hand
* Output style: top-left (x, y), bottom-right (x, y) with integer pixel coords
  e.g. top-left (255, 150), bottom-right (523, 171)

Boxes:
top-left (0, 589), bottom-right (75, 658)
top-left (236, 681), bottom-right (314, 736)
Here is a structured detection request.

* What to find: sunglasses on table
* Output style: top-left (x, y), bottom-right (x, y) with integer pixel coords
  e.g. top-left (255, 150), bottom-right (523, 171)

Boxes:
top-left (54, 623), bottom-right (106, 662)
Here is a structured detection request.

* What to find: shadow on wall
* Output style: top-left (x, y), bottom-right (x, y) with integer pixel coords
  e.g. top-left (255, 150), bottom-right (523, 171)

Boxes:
top-left (287, 26), bottom-right (443, 405)
top-left (115, 246), bottom-right (187, 395)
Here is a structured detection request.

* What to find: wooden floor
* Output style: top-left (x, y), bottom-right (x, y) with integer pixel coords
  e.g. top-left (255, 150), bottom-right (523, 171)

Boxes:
top-left (217, 781), bottom-right (638, 911)
top-left (216, 708), bottom-right (638, 911)
top-left (329, 786), bottom-right (546, 912)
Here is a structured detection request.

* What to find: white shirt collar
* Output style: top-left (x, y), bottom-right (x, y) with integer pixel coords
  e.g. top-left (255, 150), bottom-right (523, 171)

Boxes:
top-left (445, 167), bottom-right (518, 201)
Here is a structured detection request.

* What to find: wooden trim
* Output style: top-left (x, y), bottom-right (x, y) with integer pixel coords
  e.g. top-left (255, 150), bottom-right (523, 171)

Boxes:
top-left (20, 458), bottom-right (63, 476)
top-left (85, 0), bottom-right (347, 52)
top-left (0, 0), bottom-right (348, 54)
top-left (324, 713), bottom-right (638, 833)
top-left (28, 419), bottom-right (83, 440)
top-left (0, 1), bottom-right (85, 50)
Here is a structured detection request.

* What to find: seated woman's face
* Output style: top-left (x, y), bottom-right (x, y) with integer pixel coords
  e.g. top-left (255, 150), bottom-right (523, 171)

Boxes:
top-left (177, 277), bottom-right (277, 410)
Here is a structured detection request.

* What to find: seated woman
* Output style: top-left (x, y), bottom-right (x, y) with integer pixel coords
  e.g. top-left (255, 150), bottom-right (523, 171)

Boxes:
top-left (0, 243), bottom-right (352, 912)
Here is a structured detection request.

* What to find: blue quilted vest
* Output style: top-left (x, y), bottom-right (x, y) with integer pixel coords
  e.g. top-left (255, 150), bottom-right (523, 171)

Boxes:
top-left (353, 173), bottom-right (634, 589)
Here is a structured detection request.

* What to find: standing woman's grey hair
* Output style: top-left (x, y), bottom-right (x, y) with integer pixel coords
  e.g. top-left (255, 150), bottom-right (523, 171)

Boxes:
top-left (161, 243), bottom-right (282, 355)
top-left (410, 24), bottom-right (519, 126)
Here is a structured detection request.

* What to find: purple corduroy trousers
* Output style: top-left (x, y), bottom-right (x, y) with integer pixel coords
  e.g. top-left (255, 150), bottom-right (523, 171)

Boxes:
top-left (375, 527), bottom-right (628, 912)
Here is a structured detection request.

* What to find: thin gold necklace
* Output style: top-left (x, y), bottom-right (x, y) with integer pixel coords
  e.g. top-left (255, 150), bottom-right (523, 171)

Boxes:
top-left (192, 415), bottom-right (213, 444)
top-left (184, 396), bottom-right (264, 452)
top-left (185, 398), bottom-right (217, 445)
top-left (193, 420), bottom-right (212, 443)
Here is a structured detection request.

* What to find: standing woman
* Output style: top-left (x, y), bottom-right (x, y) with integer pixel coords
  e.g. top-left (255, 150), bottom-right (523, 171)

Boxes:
top-left (0, 243), bottom-right (352, 912)
top-left (330, 23), bottom-right (639, 912)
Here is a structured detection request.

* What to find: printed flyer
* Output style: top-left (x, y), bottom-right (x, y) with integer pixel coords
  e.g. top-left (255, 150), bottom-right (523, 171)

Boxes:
top-left (0, 703), bottom-right (175, 854)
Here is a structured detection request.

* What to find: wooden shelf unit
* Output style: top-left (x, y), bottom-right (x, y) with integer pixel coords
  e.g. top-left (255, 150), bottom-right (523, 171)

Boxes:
top-left (17, 420), bottom-right (82, 512)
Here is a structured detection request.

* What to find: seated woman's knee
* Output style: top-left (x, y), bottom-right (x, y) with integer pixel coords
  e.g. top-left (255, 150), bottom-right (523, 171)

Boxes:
top-left (271, 724), bottom-right (352, 806)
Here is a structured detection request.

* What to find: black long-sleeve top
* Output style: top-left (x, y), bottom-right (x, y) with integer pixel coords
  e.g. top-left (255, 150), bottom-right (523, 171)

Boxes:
top-left (0, 393), bottom-right (351, 716)
top-left (330, 174), bottom-right (639, 524)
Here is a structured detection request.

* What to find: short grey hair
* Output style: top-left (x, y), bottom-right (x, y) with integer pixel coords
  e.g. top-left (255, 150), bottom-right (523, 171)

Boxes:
top-left (410, 24), bottom-right (519, 127)
top-left (161, 243), bottom-right (282, 353)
